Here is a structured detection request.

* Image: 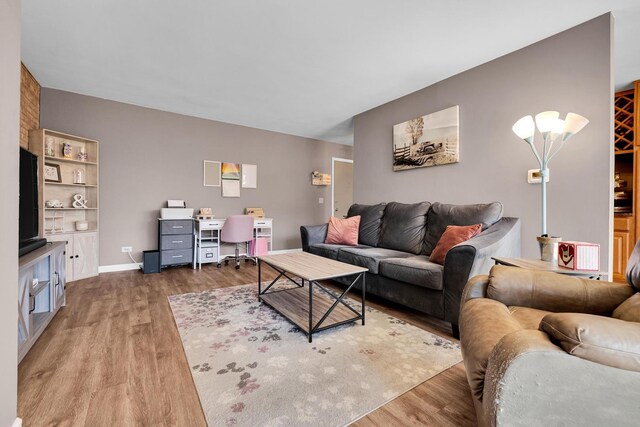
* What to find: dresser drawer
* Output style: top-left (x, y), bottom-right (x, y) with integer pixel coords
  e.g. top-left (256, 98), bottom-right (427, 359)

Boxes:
top-left (254, 218), bottom-right (272, 227)
top-left (614, 215), bottom-right (634, 232)
top-left (162, 249), bottom-right (193, 266)
top-left (161, 220), bottom-right (194, 235)
top-left (161, 235), bottom-right (193, 250)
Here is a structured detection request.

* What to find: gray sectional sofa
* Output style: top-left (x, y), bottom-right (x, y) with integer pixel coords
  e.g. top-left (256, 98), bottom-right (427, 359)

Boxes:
top-left (300, 201), bottom-right (521, 337)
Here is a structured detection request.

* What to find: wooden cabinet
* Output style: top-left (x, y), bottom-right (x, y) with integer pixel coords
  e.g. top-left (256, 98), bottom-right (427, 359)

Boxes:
top-left (29, 129), bottom-right (100, 282)
top-left (613, 216), bottom-right (634, 282)
top-left (47, 232), bottom-right (98, 282)
top-left (614, 82), bottom-right (640, 280)
top-left (18, 242), bottom-right (66, 362)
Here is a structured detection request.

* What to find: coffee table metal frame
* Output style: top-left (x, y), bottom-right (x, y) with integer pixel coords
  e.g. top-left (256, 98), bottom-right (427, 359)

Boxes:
top-left (258, 257), bottom-right (366, 343)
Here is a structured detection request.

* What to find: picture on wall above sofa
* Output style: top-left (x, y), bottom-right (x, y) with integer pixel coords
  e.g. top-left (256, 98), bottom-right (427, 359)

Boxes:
top-left (393, 105), bottom-right (459, 171)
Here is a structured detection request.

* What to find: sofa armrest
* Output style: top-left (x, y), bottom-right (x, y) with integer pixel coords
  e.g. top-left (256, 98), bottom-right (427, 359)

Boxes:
top-left (300, 223), bottom-right (328, 252)
top-left (461, 275), bottom-right (490, 307)
top-left (487, 265), bottom-right (634, 315)
top-left (442, 217), bottom-right (521, 326)
top-left (481, 329), bottom-right (640, 426)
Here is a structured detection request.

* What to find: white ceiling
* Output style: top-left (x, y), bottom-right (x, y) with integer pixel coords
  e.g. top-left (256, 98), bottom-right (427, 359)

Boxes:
top-left (21, 0), bottom-right (640, 146)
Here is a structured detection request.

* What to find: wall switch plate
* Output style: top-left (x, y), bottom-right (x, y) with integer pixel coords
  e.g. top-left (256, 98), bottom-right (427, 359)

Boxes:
top-left (121, 246), bottom-right (133, 253)
top-left (528, 169), bottom-right (550, 184)
top-left (318, 197), bottom-right (324, 204)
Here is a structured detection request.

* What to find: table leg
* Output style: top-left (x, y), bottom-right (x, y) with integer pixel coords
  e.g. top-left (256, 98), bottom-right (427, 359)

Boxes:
top-left (308, 280), bottom-right (313, 343)
top-left (361, 273), bottom-right (366, 326)
top-left (258, 259), bottom-right (262, 302)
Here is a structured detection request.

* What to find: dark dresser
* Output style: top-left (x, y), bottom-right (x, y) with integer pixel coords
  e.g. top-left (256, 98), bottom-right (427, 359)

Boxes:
top-left (158, 219), bottom-right (194, 269)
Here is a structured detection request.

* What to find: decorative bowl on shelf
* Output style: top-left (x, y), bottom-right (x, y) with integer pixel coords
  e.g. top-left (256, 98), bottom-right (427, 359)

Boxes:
top-left (75, 221), bottom-right (89, 231)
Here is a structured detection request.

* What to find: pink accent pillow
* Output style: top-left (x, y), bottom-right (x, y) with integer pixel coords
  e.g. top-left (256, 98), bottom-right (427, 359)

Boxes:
top-left (429, 224), bottom-right (482, 265)
top-left (325, 216), bottom-right (361, 246)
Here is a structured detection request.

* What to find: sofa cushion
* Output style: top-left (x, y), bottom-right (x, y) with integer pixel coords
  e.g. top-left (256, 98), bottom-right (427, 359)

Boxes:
top-left (338, 247), bottom-right (413, 274)
top-left (429, 223), bottom-right (482, 265)
top-left (309, 243), bottom-right (369, 260)
top-left (379, 202), bottom-right (431, 255)
top-left (540, 312), bottom-right (640, 372)
top-left (379, 256), bottom-right (444, 290)
top-left (347, 203), bottom-right (386, 247)
top-left (509, 306), bottom-right (550, 330)
top-left (613, 293), bottom-right (640, 323)
top-left (423, 202), bottom-right (503, 255)
top-left (325, 215), bottom-right (360, 246)
top-left (460, 298), bottom-right (523, 401)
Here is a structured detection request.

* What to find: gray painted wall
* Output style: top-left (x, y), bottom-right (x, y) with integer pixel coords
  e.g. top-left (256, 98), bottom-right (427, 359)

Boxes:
top-left (40, 89), bottom-right (352, 266)
top-left (0, 0), bottom-right (20, 424)
top-left (353, 15), bottom-right (613, 267)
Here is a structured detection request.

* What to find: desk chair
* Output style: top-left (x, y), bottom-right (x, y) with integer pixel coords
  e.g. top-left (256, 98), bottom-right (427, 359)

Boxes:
top-left (218, 215), bottom-right (255, 269)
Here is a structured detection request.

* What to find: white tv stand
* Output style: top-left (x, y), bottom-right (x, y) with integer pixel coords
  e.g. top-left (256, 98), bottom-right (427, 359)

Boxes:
top-left (18, 241), bottom-right (66, 363)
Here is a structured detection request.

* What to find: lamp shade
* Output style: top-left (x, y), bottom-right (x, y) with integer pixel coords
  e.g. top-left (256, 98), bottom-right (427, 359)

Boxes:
top-left (550, 118), bottom-right (565, 140)
top-left (512, 115), bottom-right (535, 143)
top-left (562, 112), bottom-right (589, 141)
top-left (535, 111), bottom-right (560, 133)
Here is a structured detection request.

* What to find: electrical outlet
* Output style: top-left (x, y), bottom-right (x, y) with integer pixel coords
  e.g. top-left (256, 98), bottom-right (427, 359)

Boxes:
top-left (528, 169), bottom-right (550, 184)
top-left (318, 197), bottom-right (324, 204)
top-left (121, 246), bottom-right (133, 253)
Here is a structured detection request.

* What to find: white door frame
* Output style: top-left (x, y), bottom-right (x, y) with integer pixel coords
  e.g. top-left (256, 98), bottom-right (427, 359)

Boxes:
top-left (331, 157), bottom-right (354, 218)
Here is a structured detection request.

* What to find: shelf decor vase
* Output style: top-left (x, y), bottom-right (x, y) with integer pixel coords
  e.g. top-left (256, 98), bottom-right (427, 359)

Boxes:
top-left (62, 142), bottom-right (73, 159)
top-left (45, 136), bottom-right (55, 156)
top-left (77, 147), bottom-right (88, 161)
top-left (537, 236), bottom-right (562, 263)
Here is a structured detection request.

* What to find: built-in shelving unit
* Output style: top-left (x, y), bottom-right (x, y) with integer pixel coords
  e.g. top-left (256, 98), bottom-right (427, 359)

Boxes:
top-left (29, 129), bottom-right (100, 282)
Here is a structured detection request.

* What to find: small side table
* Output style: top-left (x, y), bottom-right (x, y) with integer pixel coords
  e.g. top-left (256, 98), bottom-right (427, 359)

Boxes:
top-left (492, 257), bottom-right (608, 280)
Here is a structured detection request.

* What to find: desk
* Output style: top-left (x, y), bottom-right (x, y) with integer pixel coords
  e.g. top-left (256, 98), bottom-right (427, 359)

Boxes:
top-left (492, 257), bottom-right (607, 280)
top-left (194, 218), bottom-right (273, 269)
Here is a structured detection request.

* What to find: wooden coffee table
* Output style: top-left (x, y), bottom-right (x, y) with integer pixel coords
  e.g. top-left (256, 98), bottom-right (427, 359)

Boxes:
top-left (257, 252), bottom-right (368, 342)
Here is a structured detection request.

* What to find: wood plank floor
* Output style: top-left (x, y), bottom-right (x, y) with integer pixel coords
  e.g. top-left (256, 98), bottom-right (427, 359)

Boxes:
top-left (18, 263), bottom-right (476, 426)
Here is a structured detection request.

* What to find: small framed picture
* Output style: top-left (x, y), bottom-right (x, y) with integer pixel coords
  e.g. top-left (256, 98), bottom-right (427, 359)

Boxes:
top-left (203, 160), bottom-right (221, 187)
top-left (44, 163), bottom-right (62, 183)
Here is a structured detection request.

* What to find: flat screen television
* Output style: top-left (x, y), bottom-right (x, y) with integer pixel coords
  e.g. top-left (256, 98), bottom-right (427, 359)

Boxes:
top-left (19, 148), bottom-right (46, 256)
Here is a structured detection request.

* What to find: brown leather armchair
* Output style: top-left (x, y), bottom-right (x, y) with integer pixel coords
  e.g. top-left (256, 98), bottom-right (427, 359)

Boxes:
top-left (459, 264), bottom-right (640, 426)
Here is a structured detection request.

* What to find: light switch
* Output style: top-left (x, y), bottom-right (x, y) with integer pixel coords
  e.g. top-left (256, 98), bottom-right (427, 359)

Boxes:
top-left (319, 197), bottom-right (324, 204)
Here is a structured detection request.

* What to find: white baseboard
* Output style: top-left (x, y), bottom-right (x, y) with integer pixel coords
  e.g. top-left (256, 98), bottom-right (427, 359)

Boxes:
top-left (98, 249), bottom-right (302, 274)
top-left (12, 418), bottom-right (22, 427)
top-left (98, 262), bottom-right (142, 273)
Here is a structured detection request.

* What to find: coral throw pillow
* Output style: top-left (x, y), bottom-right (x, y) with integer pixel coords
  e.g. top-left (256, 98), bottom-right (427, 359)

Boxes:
top-left (325, 215), bottom-right (361, 246)
top-left (429, 224), bottom-right (482, 265)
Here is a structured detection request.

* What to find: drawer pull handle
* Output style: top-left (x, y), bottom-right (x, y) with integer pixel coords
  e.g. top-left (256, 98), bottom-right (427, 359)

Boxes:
top-left (172, 240), bottom-right (183, 244)
top-left (172, 226), bottom-right (184, 229)
top-left (172, 255), bottom-right (183, 258)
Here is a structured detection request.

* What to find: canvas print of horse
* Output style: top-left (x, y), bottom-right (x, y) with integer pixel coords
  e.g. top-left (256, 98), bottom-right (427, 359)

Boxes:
top-left (393, 106), bottom-right (459, 171)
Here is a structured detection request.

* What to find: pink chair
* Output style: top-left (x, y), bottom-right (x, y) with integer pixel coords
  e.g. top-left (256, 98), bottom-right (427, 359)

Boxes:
top-left (218, 215), bottom-right (255, 269)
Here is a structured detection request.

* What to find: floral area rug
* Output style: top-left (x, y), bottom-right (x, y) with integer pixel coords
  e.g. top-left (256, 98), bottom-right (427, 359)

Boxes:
top-left (168, 283), bottom-right (462, 427)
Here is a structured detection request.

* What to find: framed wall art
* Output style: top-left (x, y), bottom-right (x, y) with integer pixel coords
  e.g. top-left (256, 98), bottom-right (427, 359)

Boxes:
top-left (44, 163), bottom-right (62, 183)
top-left (203, 160), bottom-right (221, 187)
top-left (242, 164), bottom-right (257, 188)
top-left (393, 105), bottom-right (459, 171)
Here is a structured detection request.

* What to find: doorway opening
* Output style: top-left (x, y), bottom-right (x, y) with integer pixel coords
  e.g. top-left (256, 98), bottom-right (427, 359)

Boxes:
top-left (331, 158), bottom-right (353, 219)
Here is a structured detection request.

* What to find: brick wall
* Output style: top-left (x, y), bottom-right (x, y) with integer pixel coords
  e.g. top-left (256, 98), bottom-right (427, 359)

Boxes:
top-left (20, 64), bottom-right (40, 148)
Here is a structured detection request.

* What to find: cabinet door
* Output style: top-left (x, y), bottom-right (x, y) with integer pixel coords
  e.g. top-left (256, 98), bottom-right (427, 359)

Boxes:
top-left (53, 245), bottom-right (66, 308)
top-left (613, 231), bottom-right (630, 282)
top-left (74, 232), bottom-right (99, 281)
top-left (18, 268), bottom-right (33, 345)
top-left (47, 234), bottom-right (74, 282)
